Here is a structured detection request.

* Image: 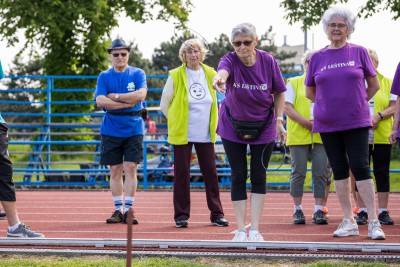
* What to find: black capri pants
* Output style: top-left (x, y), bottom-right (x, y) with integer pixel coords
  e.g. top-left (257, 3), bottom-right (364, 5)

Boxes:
top-left (355, 144), bottom-right (392, 193)
top-left (0, 122), bottom-right (17, 201)
top-left (320, 127), bottom-right (372, 182)
top-left (369, 144), bottom-right (391, 192)
top-left (222, 138), bottom-right (274, 201)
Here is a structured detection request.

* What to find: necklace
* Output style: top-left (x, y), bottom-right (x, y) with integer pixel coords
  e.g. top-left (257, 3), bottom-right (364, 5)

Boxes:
top-left (187, 67), bottom-right (206, 100)
top-left (188, 67), bottom-right (202, 84)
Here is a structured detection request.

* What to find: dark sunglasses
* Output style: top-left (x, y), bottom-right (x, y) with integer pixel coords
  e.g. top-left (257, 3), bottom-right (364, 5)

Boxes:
top-left (232, 40), bottom-right (253, 47)
top-left (111, 53), bottom-right (128, 58)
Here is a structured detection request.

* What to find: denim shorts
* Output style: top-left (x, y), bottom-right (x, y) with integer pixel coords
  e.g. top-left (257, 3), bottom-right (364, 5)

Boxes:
top-left (99, 134), bottom-right (143, 166)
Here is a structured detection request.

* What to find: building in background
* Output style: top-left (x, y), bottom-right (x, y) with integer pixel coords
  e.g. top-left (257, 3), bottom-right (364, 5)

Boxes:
top-left (277, 35), bottom-right (304, 73)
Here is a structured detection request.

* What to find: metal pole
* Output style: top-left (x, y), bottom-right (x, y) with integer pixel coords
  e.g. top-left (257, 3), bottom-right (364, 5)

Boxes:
top-left (126, 208), bottom-right (133, 267)
top-left (304, 29), bottom-right (308, 52)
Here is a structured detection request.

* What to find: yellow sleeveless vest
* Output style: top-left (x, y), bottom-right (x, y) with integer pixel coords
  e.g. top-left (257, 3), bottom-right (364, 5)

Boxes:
top-left (373, 71), bottom-right (393, 144)
top-left (167, 63), bottom-right (218, 145)
top-left (286, 74), bottom-right (323, 146)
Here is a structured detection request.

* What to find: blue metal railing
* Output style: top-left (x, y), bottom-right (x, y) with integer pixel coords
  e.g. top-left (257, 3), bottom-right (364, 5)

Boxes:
top-left (2, 74), bottom-right (292, 188)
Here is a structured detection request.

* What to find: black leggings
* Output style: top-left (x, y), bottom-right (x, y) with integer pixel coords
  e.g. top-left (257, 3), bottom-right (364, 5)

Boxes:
top-left (320, 127), bottom-right (372, 181)
top-left (368, 144), bottom-right (391, 192)
top-left (222, 138), bottom-right (274, 201)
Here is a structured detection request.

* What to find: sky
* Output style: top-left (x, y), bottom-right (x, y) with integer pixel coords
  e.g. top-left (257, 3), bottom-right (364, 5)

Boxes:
top-left (1, 0), bottom-right (400, 77)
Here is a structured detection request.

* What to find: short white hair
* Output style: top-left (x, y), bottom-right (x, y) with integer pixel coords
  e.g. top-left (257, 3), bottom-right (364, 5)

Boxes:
top-left (321, 6), bottom-right (356, 38)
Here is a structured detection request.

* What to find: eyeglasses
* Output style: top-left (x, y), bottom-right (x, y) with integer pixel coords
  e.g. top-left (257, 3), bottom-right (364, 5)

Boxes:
top-left (111, 53), bottom-right (128, 58)
top-left (185, 50), bottom-right (201, 55)
top-left (231, 40), bottom-right (253, 47)
top-left (328, 23), bottom-right (347, 30)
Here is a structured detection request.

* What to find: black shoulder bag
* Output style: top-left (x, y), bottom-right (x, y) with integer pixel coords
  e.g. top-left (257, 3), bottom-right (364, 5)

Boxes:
top-left (225, 105), bottom-right (274, 141)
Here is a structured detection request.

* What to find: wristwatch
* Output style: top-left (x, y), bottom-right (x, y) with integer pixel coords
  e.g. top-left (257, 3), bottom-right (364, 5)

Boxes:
top-left (114, 94), bottom-right (120, 101)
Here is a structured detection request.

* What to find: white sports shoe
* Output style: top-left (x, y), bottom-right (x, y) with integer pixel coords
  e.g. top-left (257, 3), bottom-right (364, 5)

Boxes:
top-left (333, 219), bottom-right (359, 237)
top-left (232, 230), bottom-right (247, 242)
top-left (248, 230), bottom-right (264, 242)
top-left (368, 220), bottom-right (385, 240)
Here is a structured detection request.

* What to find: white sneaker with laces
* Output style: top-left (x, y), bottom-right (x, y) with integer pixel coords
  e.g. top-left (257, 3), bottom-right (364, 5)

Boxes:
top-left (232, 230), bottom-right (247, 242)
top-left (368, 220), bottom-right (385, 240)
top-left (248, 230), bottom-right (264, 242)
top-left (333, 219), bottom-right (359, 237)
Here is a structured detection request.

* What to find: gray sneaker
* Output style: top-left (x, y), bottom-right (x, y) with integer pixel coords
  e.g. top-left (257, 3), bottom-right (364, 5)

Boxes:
top-left (7, 223), bottom-right (45, 238)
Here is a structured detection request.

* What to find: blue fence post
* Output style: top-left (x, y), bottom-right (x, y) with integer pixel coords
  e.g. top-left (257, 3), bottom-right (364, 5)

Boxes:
top-left (46, 77), bottom-right (53, 164)
top-left (143, 140), bottom-right (148, 190)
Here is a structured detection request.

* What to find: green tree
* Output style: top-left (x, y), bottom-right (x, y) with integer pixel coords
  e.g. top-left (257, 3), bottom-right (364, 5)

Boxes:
top-left (203, 33), bottom-right (232, 69)
top-left (0, 0), bottom-right (193, 123)
top-left (281, 0), bottom-right (400, 30)
top-left (0, 56), bottom-right (44, 124)
top-left (151, 35), bottom-right (185, 73)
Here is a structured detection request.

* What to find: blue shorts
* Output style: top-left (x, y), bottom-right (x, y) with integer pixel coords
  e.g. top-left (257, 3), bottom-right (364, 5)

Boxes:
top-left (100, 134), bottom-right (143, 166)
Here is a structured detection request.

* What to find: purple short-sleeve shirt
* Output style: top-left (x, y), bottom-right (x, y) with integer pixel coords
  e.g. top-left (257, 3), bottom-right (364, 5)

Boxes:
top-left (305, 43), bottom-right (376, 133)
top-left (216, 49), bottom-right (286, 144)
top-left (390, 62), bottom-right (400, 138)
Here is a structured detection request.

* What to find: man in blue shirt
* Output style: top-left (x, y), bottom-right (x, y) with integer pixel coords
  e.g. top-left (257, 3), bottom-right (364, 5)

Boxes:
top-left (95, 39), bottom-right (147, 224)
top-left (0, 60), bottom-right (44, 237)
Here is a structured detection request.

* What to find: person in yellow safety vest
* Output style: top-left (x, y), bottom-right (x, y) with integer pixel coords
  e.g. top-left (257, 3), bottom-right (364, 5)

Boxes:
top-left (352, 48), bottom-right (396, 226)
top-left (285, 50), bottom-right (332, 225)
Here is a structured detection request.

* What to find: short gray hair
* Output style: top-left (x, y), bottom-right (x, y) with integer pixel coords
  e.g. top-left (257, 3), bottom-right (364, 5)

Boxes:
top-left (231, 23), bottom-right (257, 41)
top-left (321, 6), bottom-right (356, 38)
top-left (178, 38), bottom-right (208, 63)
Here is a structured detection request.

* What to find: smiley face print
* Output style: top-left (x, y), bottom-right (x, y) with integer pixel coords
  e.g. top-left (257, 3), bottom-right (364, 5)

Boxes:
top-left (189, 83), bottom-right (206, 100)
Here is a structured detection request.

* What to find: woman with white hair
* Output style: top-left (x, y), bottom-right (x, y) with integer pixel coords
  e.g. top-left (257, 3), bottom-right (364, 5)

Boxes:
top-left (160, 38), bottom-right (228, 229)
top-left (305, 6), bottom-right (385, 240)
top-left (213, 23), bottom-right (286, 242)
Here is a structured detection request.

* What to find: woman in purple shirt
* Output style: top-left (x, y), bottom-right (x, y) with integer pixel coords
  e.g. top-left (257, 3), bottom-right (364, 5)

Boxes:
top-left (305, 6), bottom-right (385, 240)
top-left (389, 63), bottom-right (400, 144)
top-left (213, 23), bottom-right (286, 242)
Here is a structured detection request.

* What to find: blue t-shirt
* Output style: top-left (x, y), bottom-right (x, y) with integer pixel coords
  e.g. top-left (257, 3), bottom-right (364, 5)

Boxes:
top-left (95, 66), bottom-right (147, 137)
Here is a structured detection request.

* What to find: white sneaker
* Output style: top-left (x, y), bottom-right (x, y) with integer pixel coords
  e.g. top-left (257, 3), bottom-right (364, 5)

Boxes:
top-left (368, 220), bottom-right (385, 240)
top-left (248, 230), bottom-right (264, 242)
top-left (232, 230), bottom-right (247, 241)
top-left (333, 219), bottom-right (359, 237)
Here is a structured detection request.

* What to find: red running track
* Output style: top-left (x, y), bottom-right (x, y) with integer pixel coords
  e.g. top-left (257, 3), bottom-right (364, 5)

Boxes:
top-left (0, 190), bottom-right (399, 242)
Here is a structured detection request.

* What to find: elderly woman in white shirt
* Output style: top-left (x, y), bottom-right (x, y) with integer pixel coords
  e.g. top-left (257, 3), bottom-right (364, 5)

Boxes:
top-left (160, 38), bottom-right (228, 229)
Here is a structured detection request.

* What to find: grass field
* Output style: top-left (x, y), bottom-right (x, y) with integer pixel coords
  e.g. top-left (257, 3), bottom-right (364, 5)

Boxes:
top-left (0, 255), bottom-right (396, 267)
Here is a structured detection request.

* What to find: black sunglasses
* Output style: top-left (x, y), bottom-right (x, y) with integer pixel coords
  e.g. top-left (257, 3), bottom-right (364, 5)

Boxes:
top-left (111, 53), bottom-right (128, 58)
top-left (232, 40), bottom-right (253, 47)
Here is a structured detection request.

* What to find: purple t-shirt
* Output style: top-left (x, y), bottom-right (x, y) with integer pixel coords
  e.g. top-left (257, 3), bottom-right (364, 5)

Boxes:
top-left (305, 43), bottom-right (376, 133)
top-left (390, 62), bottom-right (400, 138)
top-left (216, 49), bottom-right (286, 144)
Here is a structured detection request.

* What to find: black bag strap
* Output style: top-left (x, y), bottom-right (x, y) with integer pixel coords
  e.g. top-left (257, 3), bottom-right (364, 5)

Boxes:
top-left (225, 103), bottom-right (274, 130)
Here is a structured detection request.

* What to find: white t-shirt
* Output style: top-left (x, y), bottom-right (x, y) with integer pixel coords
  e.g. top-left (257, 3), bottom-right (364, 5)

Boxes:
top-left (186, 67), bottom-right (212, 142)
top-left (160, 67), bottom-right (212, 143)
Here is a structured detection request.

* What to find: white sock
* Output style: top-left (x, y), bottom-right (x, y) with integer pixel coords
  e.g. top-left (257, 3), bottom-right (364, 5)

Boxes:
top-left (314, 205), bottom-right (323, 212)
top-left (8, 222), bottom-right (21, 232)
top-left (113, 196), bottom-right (123, 212)
top-left (378, 208), bottom-right (387, 214)
top-left (124, 196), bottom-right (134, 213)
top-left (294, 205), bottom-right (303, 213)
